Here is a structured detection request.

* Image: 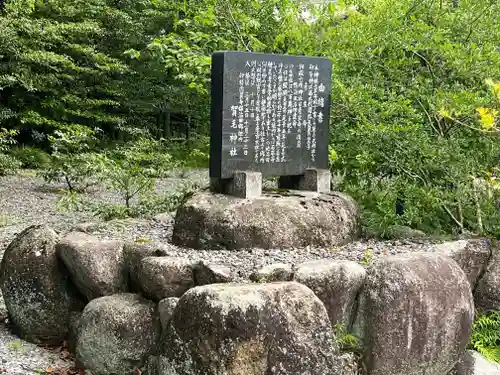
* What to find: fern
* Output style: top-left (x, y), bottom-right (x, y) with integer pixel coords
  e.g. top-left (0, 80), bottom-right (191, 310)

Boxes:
top-left (468, 311), bottom-right (500, 363)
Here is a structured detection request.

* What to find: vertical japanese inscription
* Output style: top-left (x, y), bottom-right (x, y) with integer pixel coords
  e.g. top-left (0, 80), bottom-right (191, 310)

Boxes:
top-left (210, 51), bottom-right (331, 179)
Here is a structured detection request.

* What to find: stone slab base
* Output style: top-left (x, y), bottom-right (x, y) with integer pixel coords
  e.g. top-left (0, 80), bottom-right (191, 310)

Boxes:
top-left (172, 190), bottom-right (360, 250)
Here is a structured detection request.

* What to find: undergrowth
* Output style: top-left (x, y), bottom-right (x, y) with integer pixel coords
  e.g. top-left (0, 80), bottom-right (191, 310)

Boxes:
top-left (468, 311), bottom-right (500, 363)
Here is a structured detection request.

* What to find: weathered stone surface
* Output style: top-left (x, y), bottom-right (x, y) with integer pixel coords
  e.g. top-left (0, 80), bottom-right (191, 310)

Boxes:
top-left (0, 225), bottom-right (83, 344)
top-left (294, 260), bottom-right (365, 327)
top-left (433, 238), bottom-right (492, 288)
top-left (67, 311), bottom-right (82, 354)
top-left (158, 297), bottom-right (179, 331)
top-left (340, 353), bottom-right (361, 375)
top-left (172, 190), bottom-right (360, 250)
top-left (123, 242), bottom-right (169, 292)
top-left (76, 294), bottom-right (160, 375)
top-left (158, 282), bottom-right (342, 375)
top-left (56, 232), bottom-right (127, 301)
top-left (249, 263), bottom-right (294, 283)
top-left (474, 241), bottom-right (500, 311)
top-left (453, 350), bottom-right (500, 375)
top-left (353, 253), bottom-right (474, 375)
top-left (137, 257), bottom-right (194, 301)
top-left (193, 262), bottom-right (233, 286)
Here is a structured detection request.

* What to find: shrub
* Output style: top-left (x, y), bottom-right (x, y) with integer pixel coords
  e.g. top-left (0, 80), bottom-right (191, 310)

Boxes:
top-left (0, 153), bottom-right (21, 176)
top-left (9, 147), bottom-right (51, 169)
top-left (0, 128), bottom-right (21, 175)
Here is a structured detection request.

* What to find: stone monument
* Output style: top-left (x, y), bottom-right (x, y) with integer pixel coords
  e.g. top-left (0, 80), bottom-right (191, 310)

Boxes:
top-left (209, 51), bottom-right (332, 198)
top-left (172, 51), bottom-right (359, 250)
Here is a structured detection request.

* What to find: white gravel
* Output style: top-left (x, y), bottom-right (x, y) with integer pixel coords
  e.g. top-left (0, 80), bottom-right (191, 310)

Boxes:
top-left (0, 169), bottom-right (449, 374)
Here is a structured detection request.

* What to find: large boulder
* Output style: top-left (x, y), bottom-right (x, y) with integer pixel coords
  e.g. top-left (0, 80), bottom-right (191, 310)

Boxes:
top-left (453, 350), bottom-right (500, 375)
top-left (193, 262), bottom-right (233, 285)
top-left (158, 282), bottom-right (342, 375)
top-left (122, 242), bottom-right (169, 292)
top-left (76, 293), bottom-right (160, 375)
top-left (137, 257), bottom-right (194, 301)
top-left (172, 191), bottom-right (360, 250)
top-left (0, 225), bottom-right (83, 344)
top-left (353, 253), bottom-right (474, 375)
top-left (56, 232), bottom-right (127, 301)
top-left (474, 241), bottom-right (500, 311)
top-left (294, 260), bottom-right (365, 327)
top-left (432, 238), bottom-right (492, 288)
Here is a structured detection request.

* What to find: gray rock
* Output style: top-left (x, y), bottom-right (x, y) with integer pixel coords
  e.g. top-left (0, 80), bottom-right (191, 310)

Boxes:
top-left (0, 225), bottom-right (83, 344)
top-left (193, 262), bottom-right (233, 285)
top-left (76, 293), bottom-right (160, 375)
top-left (172, 190), bottom-right (360, 250)
top-left (123, 242), bottom-right (169, 292)
top-left (474, 241), bottom-right (500, 311)
top-left (158, 297), bottom-right (179, 331)
top-left (137, 257), bottom-right (194, 301)
top-left (433, 238), bottom-right (492, 288)
top-left (158, 282), bottom-right (342, 375)
top-left (56, 232), bottom-right (127, 301)
top-left (454, 350), bottom-right (500, 375)
top-left (294, 260), bottom-right (365, 327)
top-left (67, 310), bottom-right (82, 354)
top-left (353, 252), bottom-right (474, 375)
top-left (249, 263), bottom-right (294, 283)
top-left (340, 352), bottom-right (361, 375)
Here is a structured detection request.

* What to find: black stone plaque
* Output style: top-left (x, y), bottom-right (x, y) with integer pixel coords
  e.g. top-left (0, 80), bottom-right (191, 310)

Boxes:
top-left (210, 51), bottom-right (332, 179)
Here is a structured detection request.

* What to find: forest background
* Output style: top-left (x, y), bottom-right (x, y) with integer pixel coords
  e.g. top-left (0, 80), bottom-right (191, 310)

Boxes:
top-left (0, 0), bottom-right (499, 238)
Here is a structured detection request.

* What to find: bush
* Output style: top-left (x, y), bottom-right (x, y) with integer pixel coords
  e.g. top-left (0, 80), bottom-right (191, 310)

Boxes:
top-left (0, 128), bottom-right (21, 175)
top-left (0, 153), bottom-right (21, 176)
top-left (9, 146), bottom-right (51, 169)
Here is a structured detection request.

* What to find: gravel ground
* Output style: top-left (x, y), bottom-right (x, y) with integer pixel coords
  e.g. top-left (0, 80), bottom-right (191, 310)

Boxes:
top-left (0, 169), bottom-right (447, 374)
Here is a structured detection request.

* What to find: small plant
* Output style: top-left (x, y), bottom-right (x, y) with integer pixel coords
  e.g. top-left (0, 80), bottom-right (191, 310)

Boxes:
top-left (41, 127), bottom-right (107, 192)
top-left (91, 202), bottom-right (131, 221)
top-left (468, 311), bottom-right (500, 363)
top-left (334, 323), bottom-right (362, 353)
top-left (135, 237), bottom-right (152, 243)
top-left (8, 339), bottom-right (24, 353)
top-left (104, 159), bottom-right (155, 209)
top-left (361, 248), bottom-right (373, 265)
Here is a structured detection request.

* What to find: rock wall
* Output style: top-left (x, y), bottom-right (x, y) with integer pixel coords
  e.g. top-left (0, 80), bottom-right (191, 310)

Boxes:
top-left (0, 225), bottom-right (498, 375)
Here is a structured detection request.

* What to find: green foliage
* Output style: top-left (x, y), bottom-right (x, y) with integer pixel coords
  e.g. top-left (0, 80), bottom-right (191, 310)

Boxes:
top-left (40, 127), bottom-right (107, 192)
top-left (334, 323), bottom-right (361, 353)
top-left (104, 159), bottom-right (156, 209)
top-left (0, 153), bottom-right (21, 176)
top-left (469, 312), bottom-right (500, 363)
top-left (283, 0), bottom-right (500, 237)
top-left (109, 138), bottom-right (175, 178)
top-left (361, 248), bottom-right (373, 265)
top-left (9, 146), bottom-right (51, 169)
top-left (0, 128), bottom-right (21, 175)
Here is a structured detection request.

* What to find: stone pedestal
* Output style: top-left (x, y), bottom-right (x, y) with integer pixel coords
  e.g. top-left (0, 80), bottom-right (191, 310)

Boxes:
top-left (278, 168), bottom-right (331, 193)
top-left (210, 171), bottom-right (262, 199)
top-left (172, 190), bottom-right (360, 250)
